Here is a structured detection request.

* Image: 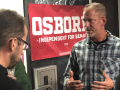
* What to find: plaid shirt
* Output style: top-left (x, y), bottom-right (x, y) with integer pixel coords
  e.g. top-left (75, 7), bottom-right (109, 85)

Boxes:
top-left (63, 31), bottom-right (120, 90)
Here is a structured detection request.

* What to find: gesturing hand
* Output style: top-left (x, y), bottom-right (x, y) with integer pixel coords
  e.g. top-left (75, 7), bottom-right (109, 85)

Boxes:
top-left (91, 70), bottom-right (114, 90)
top-left (66, 71), bottom-right (84, 90)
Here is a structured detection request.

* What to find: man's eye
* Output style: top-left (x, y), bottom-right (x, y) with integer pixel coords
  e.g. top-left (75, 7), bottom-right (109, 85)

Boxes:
top-left (83, 19), bottom-right (86, 22)
top-left (88, 19), bottom-right (92, 22)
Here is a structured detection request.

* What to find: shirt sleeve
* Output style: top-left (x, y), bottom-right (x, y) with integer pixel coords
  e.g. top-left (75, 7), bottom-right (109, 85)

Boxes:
top-left (63, 52), bottom-right (72, 90)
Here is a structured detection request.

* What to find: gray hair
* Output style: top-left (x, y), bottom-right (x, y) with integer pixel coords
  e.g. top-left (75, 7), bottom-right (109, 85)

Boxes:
top-left (84, 2), bottom-right (106, 17)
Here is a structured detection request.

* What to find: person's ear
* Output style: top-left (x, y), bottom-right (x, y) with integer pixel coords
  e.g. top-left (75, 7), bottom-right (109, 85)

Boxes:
top-left (9, 38), bottom-right (17, 51)
top-left (101, 16), bottom-right (107, 26)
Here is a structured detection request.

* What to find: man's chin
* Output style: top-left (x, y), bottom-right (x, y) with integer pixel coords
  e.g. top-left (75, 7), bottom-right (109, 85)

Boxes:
top-left (87, 33), bottom-right (94, 37)
top-left (7, 63), bottom-right (17, 69)
top-left (7, 66), bottom-right (14, 69)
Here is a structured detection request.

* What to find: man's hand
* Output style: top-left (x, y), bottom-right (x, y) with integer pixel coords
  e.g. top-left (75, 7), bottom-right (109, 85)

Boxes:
top-left (91, 70), bottom-right (114, 90)
top-left (66, 71), bottom-right (84, 90)
top-left (7, 71), bottom-right (16, 80)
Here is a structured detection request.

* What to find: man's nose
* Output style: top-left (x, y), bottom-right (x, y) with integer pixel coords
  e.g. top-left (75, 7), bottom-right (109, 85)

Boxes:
top-left (84, 21), bottom-right (90, 27)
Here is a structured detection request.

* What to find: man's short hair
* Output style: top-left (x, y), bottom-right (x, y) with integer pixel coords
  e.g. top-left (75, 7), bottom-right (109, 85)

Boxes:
top-left (84, 2), bottom-right (106, 17)
top-left (0, 9), bottom-right (26, 48)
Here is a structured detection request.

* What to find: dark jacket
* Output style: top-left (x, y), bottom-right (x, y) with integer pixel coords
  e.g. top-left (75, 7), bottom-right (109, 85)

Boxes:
top-left (0, 64), bottom-right (24, 90)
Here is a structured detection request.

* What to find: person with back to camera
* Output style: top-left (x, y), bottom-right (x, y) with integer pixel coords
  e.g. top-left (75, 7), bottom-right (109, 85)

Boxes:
top-left (63, 2), bottom-right (120, 90)
top-left (0, 9), bottom-right (29, 90)
top-left (7, 59), bottom-right (32, 90)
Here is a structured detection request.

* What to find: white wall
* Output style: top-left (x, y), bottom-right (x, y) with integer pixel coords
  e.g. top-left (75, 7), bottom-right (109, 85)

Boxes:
top-left (0, 0), bottom-right (24, 15)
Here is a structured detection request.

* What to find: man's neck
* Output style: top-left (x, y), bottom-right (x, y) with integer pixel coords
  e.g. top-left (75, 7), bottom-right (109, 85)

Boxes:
top-left (93, 36), bottom-right (108, 45)
top-left (0, 50), bottom-right (9, 69)
top-left (91, 32), bottom-right (108, 42)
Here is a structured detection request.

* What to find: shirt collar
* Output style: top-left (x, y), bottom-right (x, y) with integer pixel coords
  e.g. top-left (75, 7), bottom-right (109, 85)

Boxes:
top-left (86, 30), bottom-right (115, 45)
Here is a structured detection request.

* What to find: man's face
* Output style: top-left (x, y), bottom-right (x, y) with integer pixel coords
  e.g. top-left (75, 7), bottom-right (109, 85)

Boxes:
top-left (7, 25), bottom-right (28, 69)
top-left (82, 9), bottom-right (103, 38)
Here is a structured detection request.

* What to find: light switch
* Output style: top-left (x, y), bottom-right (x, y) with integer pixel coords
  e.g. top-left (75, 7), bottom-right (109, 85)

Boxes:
top-left (34, 65), bottom-right (58, 90)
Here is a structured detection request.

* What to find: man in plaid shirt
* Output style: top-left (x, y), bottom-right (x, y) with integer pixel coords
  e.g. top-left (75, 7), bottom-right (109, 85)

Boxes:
top-left (63, 2), bottom-right (120, 90)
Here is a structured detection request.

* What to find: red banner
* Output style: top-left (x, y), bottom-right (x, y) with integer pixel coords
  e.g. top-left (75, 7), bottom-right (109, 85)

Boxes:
top-left (28, 4), bottom-right (87, 61)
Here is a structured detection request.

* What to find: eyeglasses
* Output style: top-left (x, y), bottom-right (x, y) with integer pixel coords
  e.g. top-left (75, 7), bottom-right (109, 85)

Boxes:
top-left (16, 37), bottom-right (30, 50)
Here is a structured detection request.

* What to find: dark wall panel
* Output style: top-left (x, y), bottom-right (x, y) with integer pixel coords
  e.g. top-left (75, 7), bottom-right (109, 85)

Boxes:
top-left (92, 0), bottom-right (119, 37)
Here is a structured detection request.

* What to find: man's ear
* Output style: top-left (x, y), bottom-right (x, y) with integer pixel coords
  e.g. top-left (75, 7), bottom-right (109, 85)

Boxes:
top-left (101, 16), bottom-right (107, 26)
top-left (9, 38), bottom-right (17, 51)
